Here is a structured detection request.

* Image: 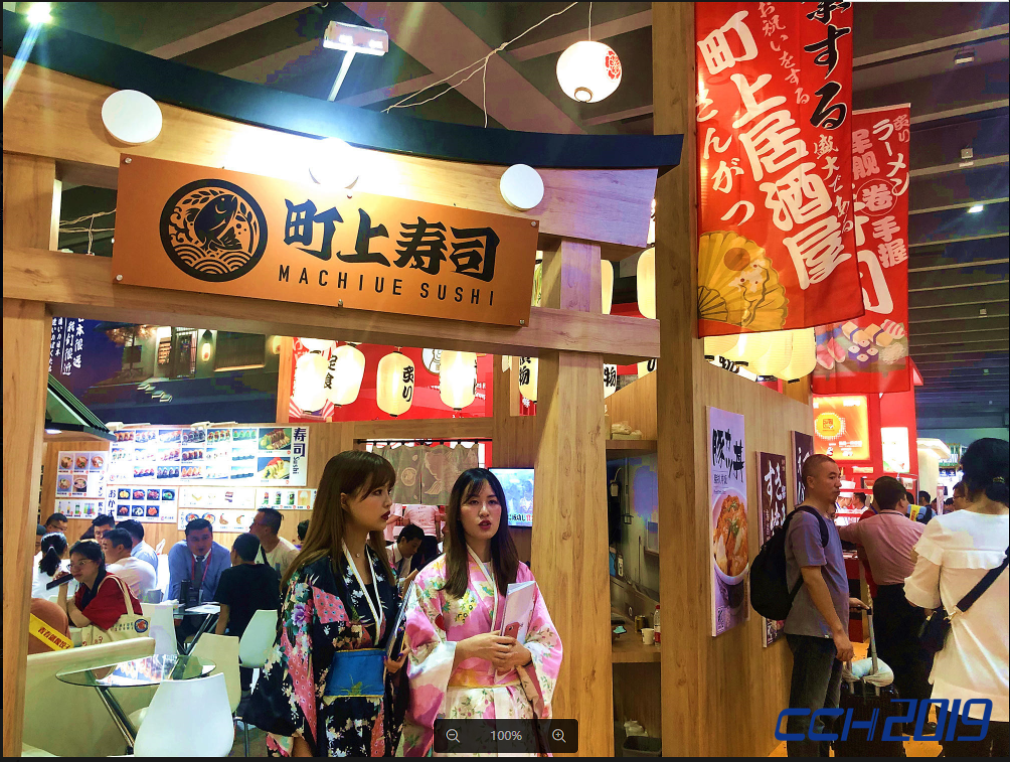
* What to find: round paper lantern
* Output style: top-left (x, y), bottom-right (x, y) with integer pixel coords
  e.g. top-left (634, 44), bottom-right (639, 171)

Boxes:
top-left (325, 344), bottom-right (366, 406)
top-left (299, 338), bottom-right (334, 353)
top-left (748, 331), bottom-right (794, 377)
top-left (102, 90), bottom-right (163, 145)
top-left (292, 352), bottom-right (329, 412)
top-left (518, 356), bottom-right (538, 403)
top-left (604, 363), bottom-right (618, 398)
top-left (780, 328), bottom-right (817, 381)
top-left (376, 351), bottom-right (415, 417)
top-left (638, 358), bottom-right (657, 378)
top-left (704, 335), bottom-right (740, 358)
top-left (601, 260), bottom-right (614, 315)
top-left (309, 137), bottom-right (360, 189)
top-left (724, 332), bottom-right (771, 364)
top-left (439, 350), bottom-right (477, 410)
top-left (500, 164), bottom-right (544, 211)
top-left (637, 247), bottom-right (656, 319)
top-left (556, 40), bottom-right (622, 103)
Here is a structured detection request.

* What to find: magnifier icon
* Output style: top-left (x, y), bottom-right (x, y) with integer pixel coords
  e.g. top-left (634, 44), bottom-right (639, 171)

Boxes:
top-left (446, 728), bottom-right (460, 743)
top-left (551, 728), bottom-right (565, 744)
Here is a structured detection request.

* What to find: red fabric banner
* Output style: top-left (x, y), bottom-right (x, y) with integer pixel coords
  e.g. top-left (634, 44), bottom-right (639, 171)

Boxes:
top-left (813, 104), bottom-right (911, 394)
top-left (695, 1), bottom-right (863, 337)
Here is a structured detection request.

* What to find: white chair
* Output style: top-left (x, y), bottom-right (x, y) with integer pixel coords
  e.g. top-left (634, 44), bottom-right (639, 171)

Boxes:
top-left (191, 634), bottom-right (241, 714)
top-left (141, 602), bottom-right (178, 656)
top-left (133, 672), bottom-right (234, 757)
top-left (237, 610), bottom-right (279, 756)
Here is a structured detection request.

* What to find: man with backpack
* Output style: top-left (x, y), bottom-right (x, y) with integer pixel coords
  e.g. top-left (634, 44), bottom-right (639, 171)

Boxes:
top-left (783, 455), bottom-right (867, 756)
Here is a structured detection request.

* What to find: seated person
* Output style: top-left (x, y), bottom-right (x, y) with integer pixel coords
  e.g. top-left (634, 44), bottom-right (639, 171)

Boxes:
top-left (215, 533), bottom-right (281, 639)
top-left (249, 508), bottom-right (299, 576)
top-left (44, 512), bottom-right (68, 535)
top-left (296, 519), bottom-right (310, 549)
top-left (29, 597), bottom-right (72, 655)
top-left (101, 528), bottom-right (157, 599)
top-left (34, 524), bottom-right (45, 561)
top-left (388, 524), bottom-right (425, 578)
top-left (90, 515), bottom-right (117, 544)
top-left (32, 532), bottom-right (77, 599)
top-left (55, 540), bottom-right (142, 631)
top-left (168, 519), bottom-right (231, 645)
top-left (118, 519), bottom-right (159, 569)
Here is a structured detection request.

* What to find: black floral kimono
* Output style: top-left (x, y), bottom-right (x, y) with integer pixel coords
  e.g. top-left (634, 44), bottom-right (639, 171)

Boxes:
top-left (245, 551), bottom-right (405, 757)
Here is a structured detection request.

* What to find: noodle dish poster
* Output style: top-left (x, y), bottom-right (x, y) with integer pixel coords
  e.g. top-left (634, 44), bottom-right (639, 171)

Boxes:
top-left (709, 407), bottom-right (750, 637)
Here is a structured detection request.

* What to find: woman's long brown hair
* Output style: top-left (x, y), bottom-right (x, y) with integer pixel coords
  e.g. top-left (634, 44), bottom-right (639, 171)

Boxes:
top-left (443, 468), bottom-right (520, 599)
top-left (282, 450), bottom-right (396, 590)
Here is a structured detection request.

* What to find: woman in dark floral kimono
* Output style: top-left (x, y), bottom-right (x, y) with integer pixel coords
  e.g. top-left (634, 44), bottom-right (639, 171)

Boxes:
top-left (246, 450), bottom-right (409, 757)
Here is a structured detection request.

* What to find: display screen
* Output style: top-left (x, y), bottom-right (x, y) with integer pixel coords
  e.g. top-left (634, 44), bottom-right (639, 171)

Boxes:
top-left (490, 468), bottom-right (534, 528)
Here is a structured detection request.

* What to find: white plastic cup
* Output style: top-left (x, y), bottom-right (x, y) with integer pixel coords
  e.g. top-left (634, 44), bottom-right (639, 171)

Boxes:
top-left (642, 627), bottom-right (655, 645)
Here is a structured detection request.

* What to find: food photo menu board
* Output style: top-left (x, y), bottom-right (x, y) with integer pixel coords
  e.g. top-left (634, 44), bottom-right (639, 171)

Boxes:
top-left (176, 485), bottom-right (317, 533)
top-left (110, 486), bottom-right (179, 525)
top-left (55, 451), bottom-right (108, 499)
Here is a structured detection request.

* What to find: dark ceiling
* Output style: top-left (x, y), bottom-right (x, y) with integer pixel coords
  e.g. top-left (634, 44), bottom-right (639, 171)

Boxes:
top-left (20, 1), bottom-right (1008, 433)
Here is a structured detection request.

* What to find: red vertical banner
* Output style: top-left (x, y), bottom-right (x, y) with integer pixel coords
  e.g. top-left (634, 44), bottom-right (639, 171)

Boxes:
top-left (813, 104), bottom-right (911, 393)
top-left (696, 2), bottom-right (862, 336)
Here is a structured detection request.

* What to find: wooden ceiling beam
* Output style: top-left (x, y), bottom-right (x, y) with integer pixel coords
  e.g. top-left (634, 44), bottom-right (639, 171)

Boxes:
top-left (852, 24), bottom-right (1010, 68)
top-left (508, 9), bottom-right (653, 62)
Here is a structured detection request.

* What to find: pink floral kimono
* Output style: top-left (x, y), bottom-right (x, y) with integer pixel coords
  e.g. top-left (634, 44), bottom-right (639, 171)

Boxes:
top-left (397, 554), bottom-right (562, 756)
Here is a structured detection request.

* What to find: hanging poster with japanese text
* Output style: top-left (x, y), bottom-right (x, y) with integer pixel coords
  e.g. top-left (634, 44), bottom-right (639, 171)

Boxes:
top-left (695, 2), bottom-right (863, 337)
top-left (813, 104), bottom-right (912, 394)
top-left (708, 407), bottom-right (749, 637)
top-left (791, 430), bottom-right (815, 506)
top-left (49, 318), bottom-right (86, 376)
top-left (112, 155), bottom-right (539, 327)
top-left (758, 451), bottom-right (788, 646)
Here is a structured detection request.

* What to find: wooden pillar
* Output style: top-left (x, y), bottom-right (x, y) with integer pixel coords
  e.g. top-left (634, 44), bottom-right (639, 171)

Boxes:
top-left (532, 240), bottom-right (612, 757)
top-left (275, 337), bottom-right (295, 424)
top-left (653, 4), bottom-right (709, 757)
top-left (3, 153), bottom-right (58, 758)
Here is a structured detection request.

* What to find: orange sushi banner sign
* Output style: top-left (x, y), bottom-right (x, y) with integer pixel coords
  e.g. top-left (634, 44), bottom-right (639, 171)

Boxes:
top-left (708, 406), bottom-right (749, 637)
top-left (695, 2), bottom-right (864, 336)
top-left (111, 155), bottom-right (540, 327)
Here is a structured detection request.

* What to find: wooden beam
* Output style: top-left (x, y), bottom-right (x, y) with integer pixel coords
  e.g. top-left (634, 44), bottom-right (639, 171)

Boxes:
top-left (2, 248), bottom-right (661, 363)
top-left (509, 9), bottom-right (653, 62)
top-left (3, 57), bottom-right (656, 249)
top-left (336, 73), bottom-right (444, 108)
top-left (852, 24), bottom-right (1010, 68)
top-left (3, 154), bottom-right (56, 759)
top-left (147, 3), bottom-right (318, 59)
top-left (352, 417), bottom-right (494, 442)
top-left (533, 239), bottom-right (612, 758)
top-left (275, 337), bottom-right (295, 424)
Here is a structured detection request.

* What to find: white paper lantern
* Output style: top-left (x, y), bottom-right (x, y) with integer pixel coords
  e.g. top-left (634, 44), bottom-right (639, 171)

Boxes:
top-left (704, 335), bottom-right (740, 358)
top-left (637, 247), bottom-right (656, 319)
top-left (748, 331), bottom-right (794, 377)
top-left (499, 164), bottom-right (544, 211)
top-left (724, 332), bottom-right (771, 364)
top-left (299, 338), bottom-right (334, 353)
top-left (439, 350), bottom-right (477, 410)
top-left (292, 352), bottom-right (329, 412)
top-left (309, 137), bottom-right (360, 189)
top-left (780, 329), bottom-right (817, 381)
top-left (638, 358), bottom-right (657, 378)
top-left (604, 363), bottom-right (618, 398)
top-left (601, 260), bottom-right (614, 315)
top-left (376, 351), bottom-right (414, 417)
top-left (556, 40), bottom-right (622, 103)
top-left (518, 356), bottom-right (538, 403)
top-left (325, 344), bottom-right (366, 406)
top-left (101, 90), bottom-right (163, 145)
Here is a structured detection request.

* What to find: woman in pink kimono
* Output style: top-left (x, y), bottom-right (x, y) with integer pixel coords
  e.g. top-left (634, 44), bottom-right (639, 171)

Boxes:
top-left (398, 468), bottom-right (562, 756)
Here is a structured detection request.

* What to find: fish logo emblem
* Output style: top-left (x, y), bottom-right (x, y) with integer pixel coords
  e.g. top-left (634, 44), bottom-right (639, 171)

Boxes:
top-left (160, 179), bottom-right (268, 282)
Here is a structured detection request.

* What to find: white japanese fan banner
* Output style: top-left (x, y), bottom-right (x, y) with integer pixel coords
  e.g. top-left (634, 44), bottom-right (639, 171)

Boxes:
top-left (696, 2), bottom-right (864, 337)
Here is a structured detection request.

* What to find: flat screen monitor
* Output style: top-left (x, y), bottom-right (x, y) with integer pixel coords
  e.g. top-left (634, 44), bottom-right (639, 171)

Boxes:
top-left (490, 468), bottom-right (533, 528)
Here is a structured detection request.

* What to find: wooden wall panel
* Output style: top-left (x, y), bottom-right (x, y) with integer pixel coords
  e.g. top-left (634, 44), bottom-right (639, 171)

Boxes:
top-left (605, 371), bottom-right (658, 440)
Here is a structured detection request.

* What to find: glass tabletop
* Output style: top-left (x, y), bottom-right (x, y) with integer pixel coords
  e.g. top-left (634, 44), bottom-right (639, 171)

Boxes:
top-left (56, 654), bottom-right (215, 688)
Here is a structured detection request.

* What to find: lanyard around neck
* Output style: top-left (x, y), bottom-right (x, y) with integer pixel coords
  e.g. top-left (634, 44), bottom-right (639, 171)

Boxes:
top-left (342, 542), bottom-right (384, 638)
top-left (467, 545), bottom-right (499, 632)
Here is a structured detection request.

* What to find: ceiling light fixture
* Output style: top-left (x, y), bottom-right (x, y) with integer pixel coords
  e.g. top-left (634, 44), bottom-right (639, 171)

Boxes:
top-left (953, 48), bottom-right (975, 65)
top-left (323, 20), bottom-right (388, 102)
top-left (27, 2), bottom-right (52, 24)
top-left (308, 137), bottom-right (360, 188)
top-left (968, 204), bottom-right (984, 214)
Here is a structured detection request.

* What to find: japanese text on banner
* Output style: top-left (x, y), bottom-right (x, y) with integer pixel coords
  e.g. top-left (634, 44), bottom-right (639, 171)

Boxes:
top-left (696, 2), bottom-right (863, 336)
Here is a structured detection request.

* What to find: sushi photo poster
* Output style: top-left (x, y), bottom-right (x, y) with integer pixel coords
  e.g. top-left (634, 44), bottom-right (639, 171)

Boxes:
top-left (708, 407), bottom-right (749, 637)
top-left (757, 451), bottom-right (788, 647)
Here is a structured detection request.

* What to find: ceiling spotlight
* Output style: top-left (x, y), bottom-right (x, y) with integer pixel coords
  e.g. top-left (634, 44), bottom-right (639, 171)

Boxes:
top-left (968, 205), bottom-right (984, 214)
top-left (308, 137), bottom-right (360, 188)
top-left (953, 48), bottom-right (975, 65)
top-left (27, 2), bottom-right (52, 24)
top-left (323, 21), bottom-right (388, 55)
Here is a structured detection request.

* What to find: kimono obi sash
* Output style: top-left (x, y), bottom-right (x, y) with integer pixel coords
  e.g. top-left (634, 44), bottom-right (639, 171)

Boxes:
top-left (325, 648), bottom-right (386, 698)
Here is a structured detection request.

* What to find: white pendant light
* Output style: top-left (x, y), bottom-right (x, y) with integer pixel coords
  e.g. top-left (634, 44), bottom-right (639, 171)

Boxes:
top-left (299, 338), bottom-right (334, 353)
top-left (604, 363), bottom-right (618, 398)
top-left (309, 137), bottom-right (360, 189)
top-left (780, 329), bottom-right (817, 381)
top-left (748, 331), bottom-right (794, 377)
top-left (325, 343), bottom-right (366, 406)
top-left (292, 352), bottom-right (329, 412)
top-left (557, 40), bottom-right (622, 103)
top-left (376, 351), bottom-right (414, 417)
top-left (601, 260), bottom-right (614, 315)
top-left (101, 90), bottom-right (163, 145)
top-left (704, 335), bottom-right (740, 358)
top-left (518, 356), bottom-right (538, 403)
top-left (638, 358), bottom-right (657, 378)
top-left (500, 164), bottom-right (545, 211)
top-left (724, 332), bottom-right (771, 364)
top-left (439, 350), bottom-right (477, 410)
top-left (637, 247), bottom-right (656, 319)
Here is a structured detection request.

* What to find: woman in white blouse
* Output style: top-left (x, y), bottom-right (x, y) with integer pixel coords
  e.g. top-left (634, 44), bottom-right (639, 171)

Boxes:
top-left (32, 532), bottom-right (79, 599)
top-left (905, 438), bottom-right (1009, 758)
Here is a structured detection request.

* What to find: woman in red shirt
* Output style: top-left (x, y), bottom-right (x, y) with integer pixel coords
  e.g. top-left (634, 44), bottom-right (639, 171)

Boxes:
top-left (56, 540), bottom-right (142, 631)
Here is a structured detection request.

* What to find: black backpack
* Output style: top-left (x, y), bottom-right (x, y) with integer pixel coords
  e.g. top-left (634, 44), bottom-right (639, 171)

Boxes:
top-left (750, 506), bottom-right (829, 621)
